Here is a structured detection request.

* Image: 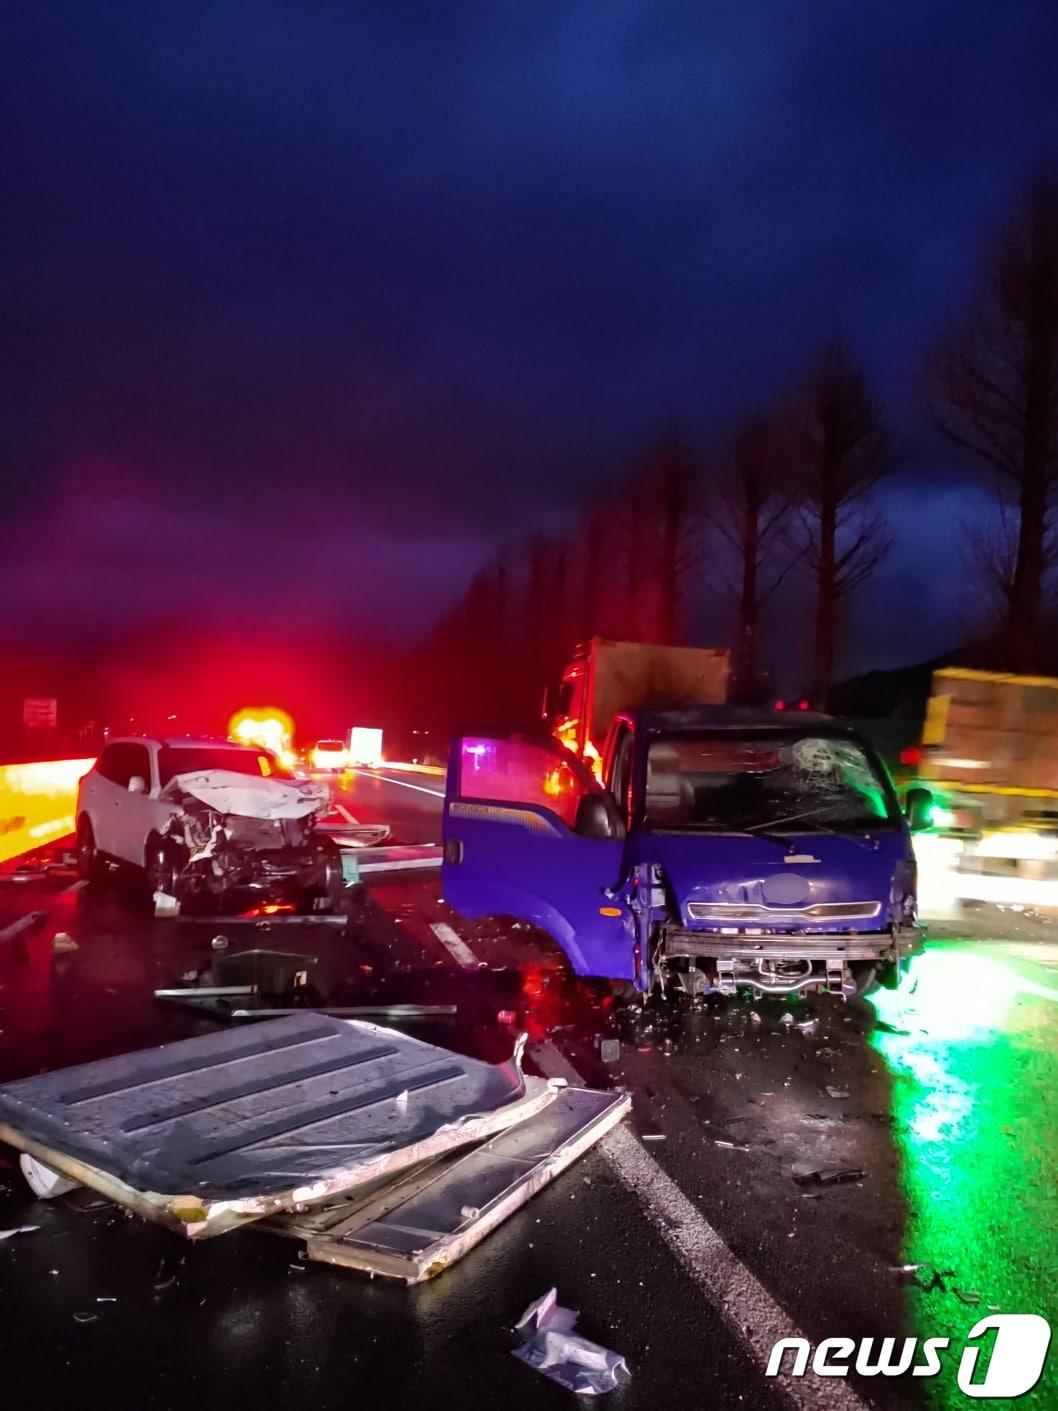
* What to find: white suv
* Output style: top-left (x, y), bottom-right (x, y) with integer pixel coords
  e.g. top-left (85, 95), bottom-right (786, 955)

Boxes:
top-left (76, 737), bottom-right (341, 912)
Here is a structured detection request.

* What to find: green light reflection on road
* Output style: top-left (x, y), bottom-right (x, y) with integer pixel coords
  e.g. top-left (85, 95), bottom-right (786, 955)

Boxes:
top-left (870, 944), bottom-right (1058, 1407)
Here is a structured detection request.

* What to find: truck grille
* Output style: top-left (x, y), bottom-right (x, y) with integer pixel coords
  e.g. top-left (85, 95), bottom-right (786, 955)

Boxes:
top-left (685, 900), bottom-right (881, 923)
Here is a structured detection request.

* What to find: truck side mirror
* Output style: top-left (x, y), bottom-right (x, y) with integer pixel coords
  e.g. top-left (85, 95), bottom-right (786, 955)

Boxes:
top-left (904, 786), bottom-right (933, 832)
top-left (574, 792), bottom-right (625, 841)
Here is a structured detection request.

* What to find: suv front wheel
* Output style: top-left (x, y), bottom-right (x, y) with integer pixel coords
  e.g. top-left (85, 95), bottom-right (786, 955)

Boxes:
top-left (144, 835), bottom-right (189, 900)
top-left (76, 816), bottom-right (104, 882)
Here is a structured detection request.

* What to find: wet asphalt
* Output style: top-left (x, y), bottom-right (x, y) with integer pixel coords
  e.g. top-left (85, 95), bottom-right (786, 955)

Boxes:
top-left (1, 770), bottom-right (1056, 1409)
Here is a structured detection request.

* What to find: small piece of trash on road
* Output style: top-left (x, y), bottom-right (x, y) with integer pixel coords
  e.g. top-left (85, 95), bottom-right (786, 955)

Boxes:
top-left (824, 1086), bottom-right (849, 1099)
top-left (513, 1287), bottom-right (631, 1396)
top-left (211, 934), bottom-right (229, 951)
top-left (51, 931), bottom-right (78, 954)
top-left (641, 1133), bottom-right (666, 1142)
top-left (791, 1163), bottom-right (864, 1186)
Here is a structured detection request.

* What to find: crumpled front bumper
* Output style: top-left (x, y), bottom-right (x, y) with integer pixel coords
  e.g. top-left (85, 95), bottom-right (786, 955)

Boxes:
top-left (662, 923), bottom-right (923, 965)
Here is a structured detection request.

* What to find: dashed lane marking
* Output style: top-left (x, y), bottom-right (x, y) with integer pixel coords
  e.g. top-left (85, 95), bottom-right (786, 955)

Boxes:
top-left (530, 1041), bottom-right (870, 1411)
top-left (349, 767), bottom-right (445, 799)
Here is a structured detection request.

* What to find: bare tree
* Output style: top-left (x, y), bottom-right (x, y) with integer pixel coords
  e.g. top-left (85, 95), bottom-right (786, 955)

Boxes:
top-left (624, 419), bottom-right (705, 643)
top-left (709, 413), bottom-right (797, 696)
top-left (792, 341), bottom-right (891, 707)
top-left (926, 175), bottom-right (1058, 670)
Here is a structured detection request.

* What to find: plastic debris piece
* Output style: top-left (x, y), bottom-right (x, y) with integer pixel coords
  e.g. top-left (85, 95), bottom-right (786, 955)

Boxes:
top-left (19, 1153), bottom-right (79, 1199)
top-left (780, 1012), bottom-right (794, 1026)
top-left (0, 1225), bottom-right (40, 1240)
top-left (73, 1312), bottom-right (98, 1324)
top-left (797, 1018), bottom-right (818, 1035)
top-left (52, 931), bottom-right (78, 954)
top-left (791, 1162), bottom-right (864, 1186)
top-left (954, 1288), bottom-right (982, 1306)
top-left (824, 1086), bottom-right (849, 1099)
top-left (513, 1288), bottom-right (631, 1396)
top-left (599, 1039), bottom-right (620, 1064)
top-left (748, 1011), bottom-right (761, 1024)
top-left (153, 892), bottom-right (180, 918)
top-left (211, 934), bottom-right (229, 950)
top-left (497, 1010), bottom-right (517, 1025)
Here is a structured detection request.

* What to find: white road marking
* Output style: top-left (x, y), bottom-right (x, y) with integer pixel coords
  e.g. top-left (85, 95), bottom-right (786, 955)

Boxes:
top-left (530, 1046), bottom-right (869, 1411)
top-left (335, 803), bottom-right (360, 825)
top-left (349, 767), bottom-right (445, 799)
top-left (429, 921), bottom-right (480, 968)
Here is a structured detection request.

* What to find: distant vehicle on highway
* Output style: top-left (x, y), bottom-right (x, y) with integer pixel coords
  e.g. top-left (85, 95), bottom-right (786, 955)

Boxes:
top-left (76, 737), bottom-right (342, 914)
top-left (443, 708), bottom-right (926, 1000)
top-left (310, 739), bottom-right (349, 771)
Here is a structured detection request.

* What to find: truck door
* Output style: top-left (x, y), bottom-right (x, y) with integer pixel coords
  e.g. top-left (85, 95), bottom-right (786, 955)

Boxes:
top-left (442, 732), bottom-right (635, 980)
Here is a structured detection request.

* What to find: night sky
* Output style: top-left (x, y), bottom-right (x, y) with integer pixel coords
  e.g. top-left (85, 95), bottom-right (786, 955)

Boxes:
top-left (5, 1), bottom-right (1058, 690)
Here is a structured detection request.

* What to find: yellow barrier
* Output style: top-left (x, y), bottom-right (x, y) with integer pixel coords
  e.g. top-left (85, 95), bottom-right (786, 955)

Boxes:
top-left (0, 758), bottom-right (96, 865)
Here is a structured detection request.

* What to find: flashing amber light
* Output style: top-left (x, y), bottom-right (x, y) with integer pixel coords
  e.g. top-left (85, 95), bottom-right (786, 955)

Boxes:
top-left (229, 708), bottom-right (294, 757)
top-left (598, 906), bottom-right (623, 917)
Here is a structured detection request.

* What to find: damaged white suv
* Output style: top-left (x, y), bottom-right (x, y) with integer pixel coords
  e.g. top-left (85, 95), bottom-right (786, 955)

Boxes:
top-left (76, 737), bottom-right (343, 914)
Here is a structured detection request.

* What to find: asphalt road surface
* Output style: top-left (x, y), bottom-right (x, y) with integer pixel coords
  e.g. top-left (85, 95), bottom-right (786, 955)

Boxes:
top-left (0, 767), bottom-right (1056, 1409)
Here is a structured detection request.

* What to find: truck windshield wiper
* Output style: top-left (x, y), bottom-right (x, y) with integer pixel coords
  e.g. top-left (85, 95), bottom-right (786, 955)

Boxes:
top-left (745, 810), bottom-right (883, 849)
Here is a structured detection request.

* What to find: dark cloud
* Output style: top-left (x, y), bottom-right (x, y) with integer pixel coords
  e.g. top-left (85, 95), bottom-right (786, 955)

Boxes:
top-left (3, 0), bottom-right (1058, 666)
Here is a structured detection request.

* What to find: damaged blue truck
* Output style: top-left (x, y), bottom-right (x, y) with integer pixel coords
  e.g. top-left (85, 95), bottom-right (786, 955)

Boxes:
top-left (442, 640), bottom-right (927, 1000)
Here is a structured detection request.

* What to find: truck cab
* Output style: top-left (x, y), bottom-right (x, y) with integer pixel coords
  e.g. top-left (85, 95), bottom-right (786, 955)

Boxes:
top-left (442, 708), bottom-right (922, 999)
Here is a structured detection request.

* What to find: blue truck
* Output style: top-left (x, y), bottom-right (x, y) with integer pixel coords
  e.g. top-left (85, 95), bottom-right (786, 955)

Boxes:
top-left (441, 704), bottom-right (927, 999)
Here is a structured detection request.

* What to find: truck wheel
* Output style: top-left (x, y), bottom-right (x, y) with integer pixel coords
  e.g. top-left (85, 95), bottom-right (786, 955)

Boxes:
top-left (76, 817), bottom-right (104, 882)
top-left (846, 962), bottom-right (878, 998)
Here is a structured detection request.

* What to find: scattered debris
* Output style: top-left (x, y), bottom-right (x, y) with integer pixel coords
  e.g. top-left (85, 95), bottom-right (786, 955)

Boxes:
top-left (73, 1312), bottom-right (98, 1324)
top-left (0, 1015), bottom-right (592, 1254)
top-left (791, 1162), bottom-right (864, 1186)
top-left (955, 1288), bottom-right (982, 1305)
top-left (641, 1133), bottom-right (666, 1142)
top-left (824, 1086), bottom-right (849, 1099)
top-left (0, 911), bottom-right (47, 948)
top-left (153, 892), bottom-right (180, 918)
top-left (210, 934), bottom-right (229, 951)
top-left (748, 1011), bottom-right (761, 1024)
top-left (796, 1018), bottom-right (818, 1035)
top-left (19, 1152), bottom-right (79, 1199)
top-left (892, 1262), bottom-right (957, 1294)
top-left (598, 1038), bottom-right (621, 1064)
top-left (274, 1088), bottom-right (629, 1282)
top-left (513, 1287), bottom-right (631, 1396)
top-left (0, 1225), bottom-right (40, 1240)
top-left (714, 1139), bottom-right (749, 1151)
top-left (51, 931), bottom-right (78, 954)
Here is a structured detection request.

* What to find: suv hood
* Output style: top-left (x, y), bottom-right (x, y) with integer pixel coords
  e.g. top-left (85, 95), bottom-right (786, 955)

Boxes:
top-left (160, 770), bottom-right (331, 821)
top-left (628, 829), bottom-right (910, 928)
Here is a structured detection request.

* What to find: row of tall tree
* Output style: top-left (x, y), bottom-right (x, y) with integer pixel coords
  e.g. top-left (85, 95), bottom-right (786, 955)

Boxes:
top-left (423, 175), bottom-right (1058, 728)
